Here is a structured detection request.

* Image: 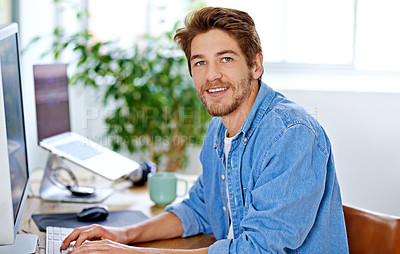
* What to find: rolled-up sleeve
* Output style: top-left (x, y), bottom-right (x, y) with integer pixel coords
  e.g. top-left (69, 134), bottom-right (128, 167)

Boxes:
top-left (165, 174), bottom-right (213, 237)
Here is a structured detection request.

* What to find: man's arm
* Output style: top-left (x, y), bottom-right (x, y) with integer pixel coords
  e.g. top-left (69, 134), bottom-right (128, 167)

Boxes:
top-left (61, 211), bottom-right (185, 249)
top-left (68, 240), bottom-right (208, 254)
top-left (61, 211), bottom-right (210, 253)
top-left (124, 211), bottom-right (184, 244)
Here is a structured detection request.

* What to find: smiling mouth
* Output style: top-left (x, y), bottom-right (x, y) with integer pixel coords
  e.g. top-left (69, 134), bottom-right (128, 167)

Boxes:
top-left (207, 87), bottom-right (228, 93)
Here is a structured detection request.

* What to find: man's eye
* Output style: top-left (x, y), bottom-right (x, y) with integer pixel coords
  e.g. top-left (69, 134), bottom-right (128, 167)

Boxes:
top-left (195, 61), bottom-right (206, 66)
top-left (222, 57), bottom-right (232, 63)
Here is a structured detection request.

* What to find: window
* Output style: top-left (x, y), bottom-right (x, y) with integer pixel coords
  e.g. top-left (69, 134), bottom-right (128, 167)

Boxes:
top-left (207, 0), bottom-right (355, 65)
top-left (88, 0), bottom-right (148, 48)
top-left (87, 0), bottom-right (400, 73)
top-left (87, 0), bottom-right (190, 48)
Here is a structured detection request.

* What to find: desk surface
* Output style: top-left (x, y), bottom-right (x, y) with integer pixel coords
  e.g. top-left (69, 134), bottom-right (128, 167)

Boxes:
top-left (21, 168), bottom-right (216, 253)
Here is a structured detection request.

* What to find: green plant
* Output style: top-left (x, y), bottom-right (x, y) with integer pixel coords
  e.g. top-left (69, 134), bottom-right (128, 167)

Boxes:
top-left (38, 2), bottom-right (210, 171)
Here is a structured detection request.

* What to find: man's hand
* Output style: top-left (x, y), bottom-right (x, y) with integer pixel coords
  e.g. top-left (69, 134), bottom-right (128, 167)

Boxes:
top-left (67, 239), bottom-right (137, 253)
top-left (60, 224), bottom-right (129, 250)
top-left (68, 240), bottom-right (209, 254)
top-left (61, 212), bottom-right (185, 251)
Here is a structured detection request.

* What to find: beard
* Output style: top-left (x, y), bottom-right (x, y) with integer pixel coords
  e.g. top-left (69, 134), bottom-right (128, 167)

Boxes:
top-left (196, 71), bottom-right (254, 117)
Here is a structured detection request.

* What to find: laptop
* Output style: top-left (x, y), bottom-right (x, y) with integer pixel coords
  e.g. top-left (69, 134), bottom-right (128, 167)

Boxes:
top-left (33, 63), bottom-right (141, 181)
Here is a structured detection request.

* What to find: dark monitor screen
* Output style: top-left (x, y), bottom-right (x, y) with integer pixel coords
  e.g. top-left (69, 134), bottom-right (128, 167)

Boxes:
top-left (33, 64), bottom-right (70, 141)
top-left (0, 30), bottom-right (29, 222)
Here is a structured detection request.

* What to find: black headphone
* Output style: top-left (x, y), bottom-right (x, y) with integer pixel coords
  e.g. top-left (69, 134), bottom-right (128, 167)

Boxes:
top-left (48, 161), bottom-right (157, 196)
top-left (48, 166), bottom-right (96, 196)
top-left (125, 161), bottom-right (157, 186)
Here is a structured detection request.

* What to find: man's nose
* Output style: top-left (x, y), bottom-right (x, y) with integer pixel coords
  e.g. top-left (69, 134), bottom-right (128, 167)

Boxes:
top-left (205, 62), bottom-right (222, 82)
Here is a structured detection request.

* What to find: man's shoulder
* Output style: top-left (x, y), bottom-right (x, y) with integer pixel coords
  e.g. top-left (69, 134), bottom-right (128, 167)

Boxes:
top-left (256, 91), bottom-right (331, 155)
top-left (266, 92), bottom-right (321, 136)
top-left (250, 82), bottom-right (320, 136)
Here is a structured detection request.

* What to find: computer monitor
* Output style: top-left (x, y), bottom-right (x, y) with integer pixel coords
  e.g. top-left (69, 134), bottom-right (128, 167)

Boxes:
top-left (0, 23), bottom-right (38, 251)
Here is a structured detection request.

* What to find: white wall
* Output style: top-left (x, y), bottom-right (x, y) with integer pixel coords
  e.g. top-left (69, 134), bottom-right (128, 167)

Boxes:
top-left (280, 89), bottom-right (400, 216)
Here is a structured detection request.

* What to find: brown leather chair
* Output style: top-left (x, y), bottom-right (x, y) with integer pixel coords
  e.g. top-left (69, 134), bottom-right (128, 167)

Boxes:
top-left (343, 204), bottom-right (400, 254)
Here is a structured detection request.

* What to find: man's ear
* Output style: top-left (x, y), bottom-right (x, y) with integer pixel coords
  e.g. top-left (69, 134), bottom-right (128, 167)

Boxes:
top-left (252, 52), bottom-right (263, 80)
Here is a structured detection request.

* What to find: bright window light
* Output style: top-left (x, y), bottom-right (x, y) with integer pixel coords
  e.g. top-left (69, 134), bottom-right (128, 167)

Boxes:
top-left (205, 0), bottom-right (285, 63)
top-left (86, 0), bottom-right (400, 73)
top-left (88, 0), bottom-right (148, 48)
top-left (284, 0), bottom-right (354, 64)
top-left (355, 0), bottom-right (400, 71)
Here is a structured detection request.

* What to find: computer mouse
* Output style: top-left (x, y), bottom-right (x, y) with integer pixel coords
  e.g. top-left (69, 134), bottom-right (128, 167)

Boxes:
top-left (77, 206), bottom-right (109, 222)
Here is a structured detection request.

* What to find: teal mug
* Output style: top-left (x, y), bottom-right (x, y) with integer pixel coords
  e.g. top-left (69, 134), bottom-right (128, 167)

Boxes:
top-left (149, 172), bottom-right (188, 206)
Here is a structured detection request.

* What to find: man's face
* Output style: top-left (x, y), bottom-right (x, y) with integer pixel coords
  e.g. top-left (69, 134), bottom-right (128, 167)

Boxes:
top-left (190, 29), bottom-right (256, 117)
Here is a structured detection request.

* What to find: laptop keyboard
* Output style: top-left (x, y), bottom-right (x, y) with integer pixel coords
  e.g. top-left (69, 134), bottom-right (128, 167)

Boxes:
top-left (55, 140), bottom-right (103, 160)
top-left (46, 226), bottom-right (74, 254)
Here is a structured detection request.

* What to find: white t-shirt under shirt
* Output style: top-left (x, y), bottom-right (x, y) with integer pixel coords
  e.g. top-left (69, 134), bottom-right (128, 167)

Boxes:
top-left (224, 130), bottom-right (238, 239)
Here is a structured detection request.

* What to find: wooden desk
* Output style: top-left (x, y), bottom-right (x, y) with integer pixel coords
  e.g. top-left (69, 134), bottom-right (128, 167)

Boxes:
top-left (21, 168), bottom-right (216, 253)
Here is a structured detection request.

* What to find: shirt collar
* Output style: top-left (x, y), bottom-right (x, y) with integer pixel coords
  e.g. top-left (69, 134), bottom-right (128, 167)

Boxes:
top-left (214, 81), bottom-right (276, 156)
top-left (239, 80), bottom-right (275, 142)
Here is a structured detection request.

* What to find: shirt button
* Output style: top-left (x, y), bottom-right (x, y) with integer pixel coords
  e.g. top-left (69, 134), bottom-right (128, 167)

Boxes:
top-left (221, 174), bottom-right (225, 180)
top-left (243, 137), bottom-right (248, 142)
top-left (223, 206), bottom-right (227, 212)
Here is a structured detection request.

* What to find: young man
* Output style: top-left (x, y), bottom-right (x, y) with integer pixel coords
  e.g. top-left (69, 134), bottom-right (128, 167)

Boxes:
top-left (62, 7), bottom-right (349, 253)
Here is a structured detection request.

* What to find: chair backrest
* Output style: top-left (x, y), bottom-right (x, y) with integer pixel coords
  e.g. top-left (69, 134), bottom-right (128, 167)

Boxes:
top-left (343, 204), bottom-right (400, 254)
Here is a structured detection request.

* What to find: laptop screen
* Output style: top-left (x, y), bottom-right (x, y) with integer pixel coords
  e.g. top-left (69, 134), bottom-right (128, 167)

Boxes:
top-left (33, 64), bottom-right (71, 141)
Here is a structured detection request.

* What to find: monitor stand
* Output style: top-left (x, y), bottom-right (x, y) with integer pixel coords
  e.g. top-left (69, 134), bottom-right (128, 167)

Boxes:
top-left (40, 154), bottom-right (114, 203)
top-left (0, 234), bottom-right (38, 254)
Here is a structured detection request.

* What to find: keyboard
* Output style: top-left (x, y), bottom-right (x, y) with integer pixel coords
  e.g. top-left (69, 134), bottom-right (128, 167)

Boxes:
top-left (55, 140), bottom-right (103, 161)
top-left (46, 226), bottom-right (74, 254)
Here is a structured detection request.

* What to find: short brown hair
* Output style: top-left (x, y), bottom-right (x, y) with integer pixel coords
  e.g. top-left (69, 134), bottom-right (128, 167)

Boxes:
top-left (174, 7), bottom-right (263, 75)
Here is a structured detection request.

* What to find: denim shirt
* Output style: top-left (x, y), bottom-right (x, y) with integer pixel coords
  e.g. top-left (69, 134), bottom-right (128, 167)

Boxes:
top-left (166, 81), bottom-right (349, 253)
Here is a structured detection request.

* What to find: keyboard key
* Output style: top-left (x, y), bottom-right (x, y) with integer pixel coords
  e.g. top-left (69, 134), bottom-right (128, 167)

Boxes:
top-left (46, 226), bottom-right (74, 254)
top-left (61, 245), bottom-right (73, 254)
top-left (61, 227), bottom-right (69, 235)
top-left (48, 240), bottom-right (53, 254)
top-left (53, 240), bottom-right (62, 253)
top-left (53, 227), bottom-right (60, 234)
